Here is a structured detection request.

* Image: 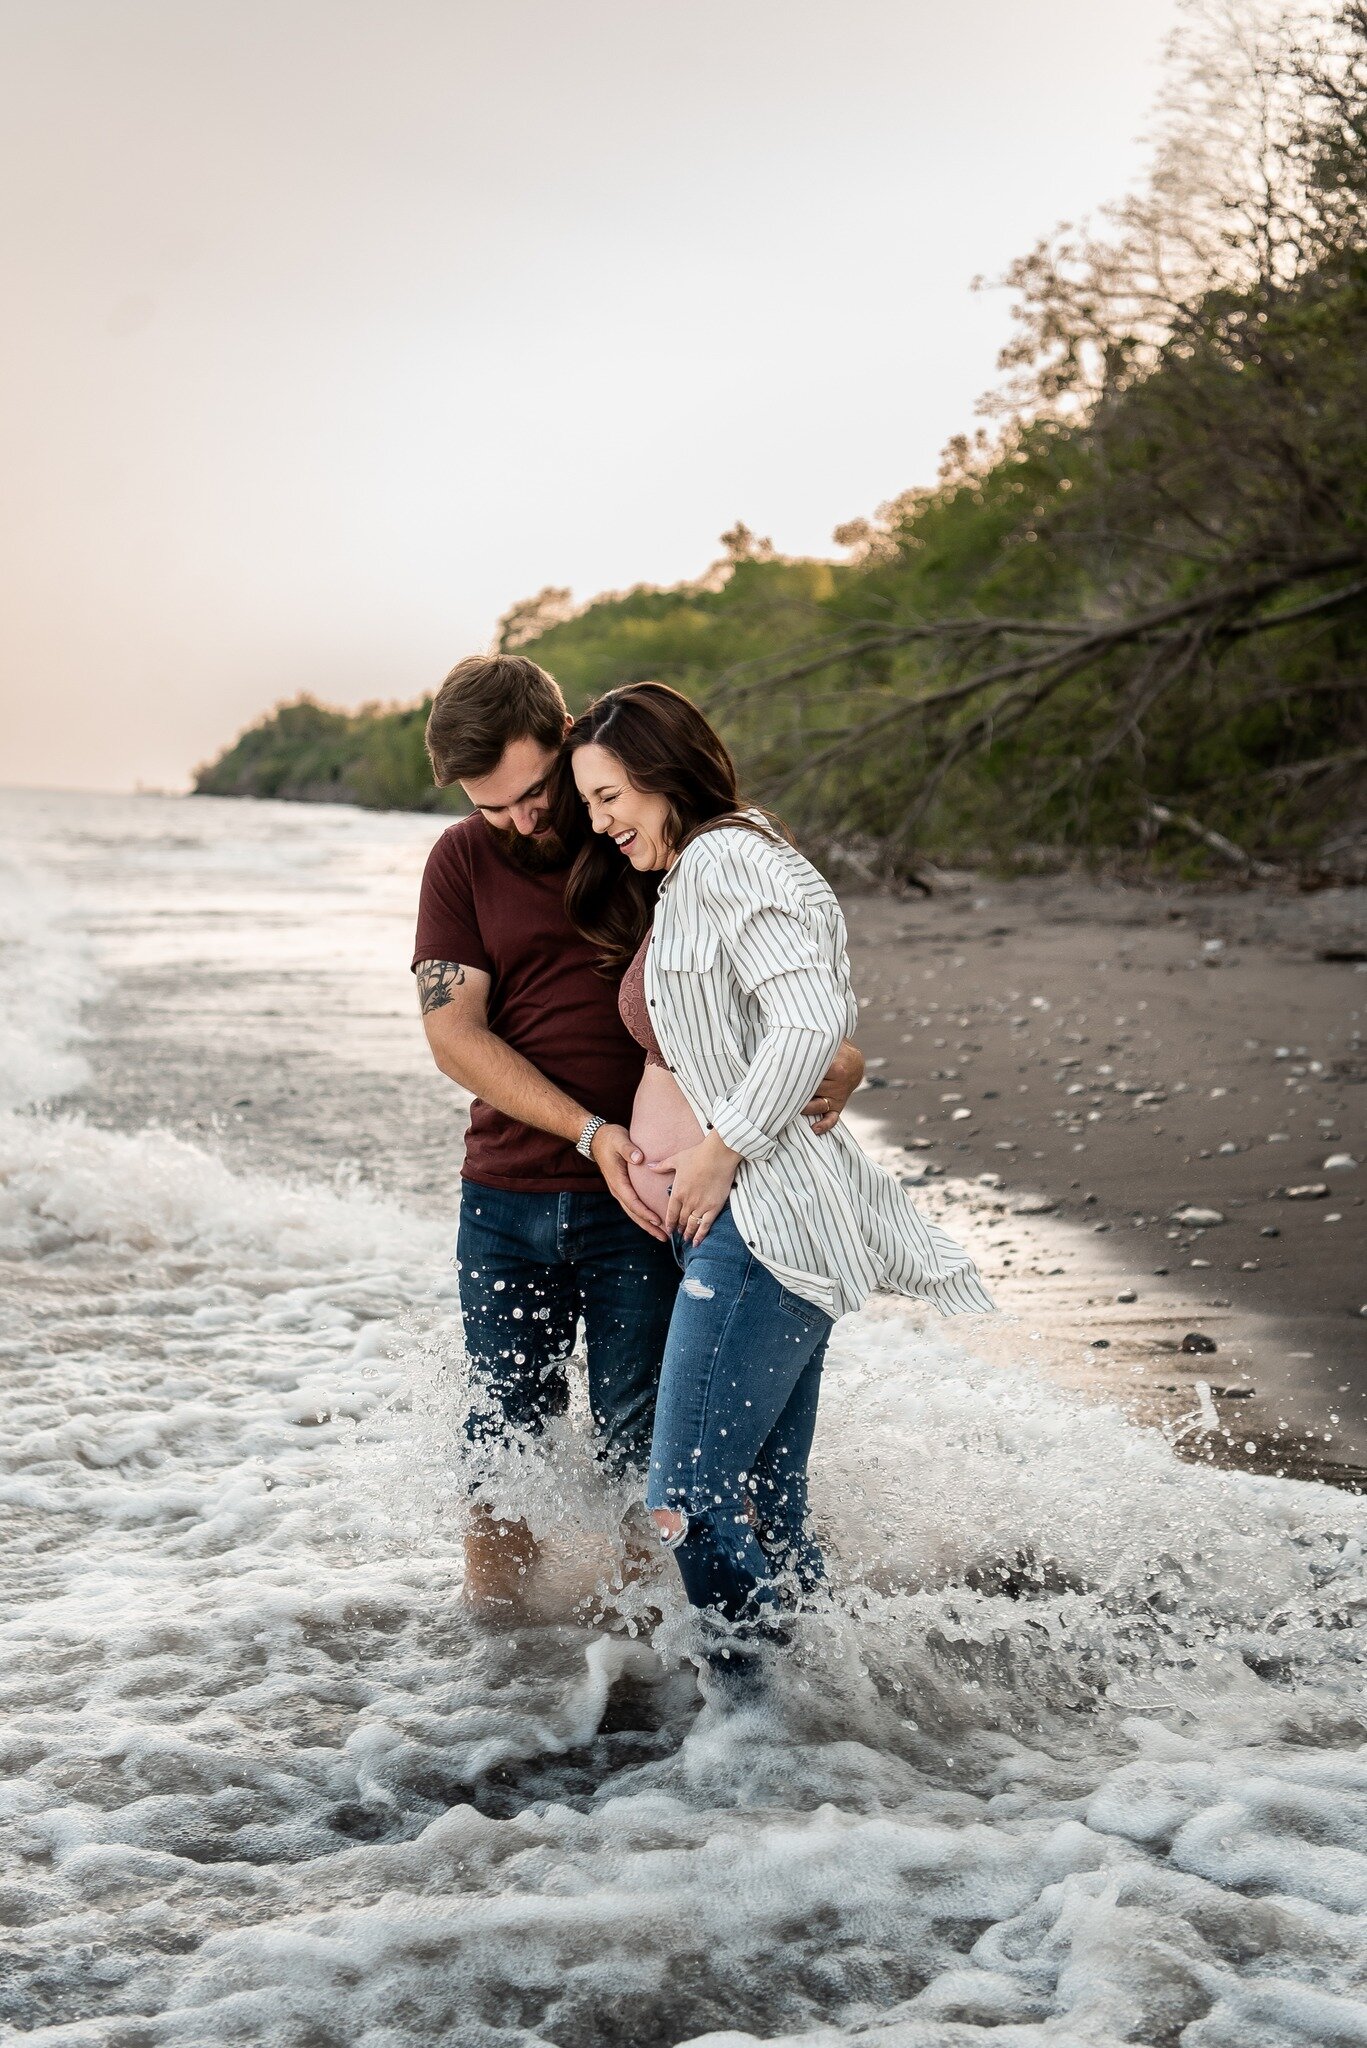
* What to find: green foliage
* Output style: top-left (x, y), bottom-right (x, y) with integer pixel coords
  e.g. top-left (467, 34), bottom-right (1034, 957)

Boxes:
top-left (194, 697), bottom-right (462, 813)
top-left (195, 3), bottom-right (1367, 878)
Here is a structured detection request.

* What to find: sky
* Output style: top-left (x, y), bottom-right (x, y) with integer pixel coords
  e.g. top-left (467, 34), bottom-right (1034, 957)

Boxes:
top-left (0, 0), bottom-right (1185, 793)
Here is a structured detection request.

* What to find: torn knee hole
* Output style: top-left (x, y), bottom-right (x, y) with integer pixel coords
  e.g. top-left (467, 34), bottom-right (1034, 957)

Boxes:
top-left (651, 1507), bottom-right (688, 1548)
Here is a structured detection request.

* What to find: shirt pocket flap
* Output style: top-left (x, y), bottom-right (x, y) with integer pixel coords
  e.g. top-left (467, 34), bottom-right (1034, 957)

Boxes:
top-left (653, 918), bottom-right (719, 973)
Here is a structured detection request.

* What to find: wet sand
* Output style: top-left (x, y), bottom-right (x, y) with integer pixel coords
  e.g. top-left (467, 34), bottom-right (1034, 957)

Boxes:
top-left (840, 871), bottom-right (1367, 1482)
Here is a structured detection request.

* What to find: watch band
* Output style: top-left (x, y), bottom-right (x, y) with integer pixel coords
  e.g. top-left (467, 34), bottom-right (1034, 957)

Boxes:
top-left (576, 1114), bottom-right (607, 1159)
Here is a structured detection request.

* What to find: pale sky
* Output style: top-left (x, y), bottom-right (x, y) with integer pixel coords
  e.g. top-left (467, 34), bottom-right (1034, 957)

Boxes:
top-left (0, 0), bottom-right (1183, 793)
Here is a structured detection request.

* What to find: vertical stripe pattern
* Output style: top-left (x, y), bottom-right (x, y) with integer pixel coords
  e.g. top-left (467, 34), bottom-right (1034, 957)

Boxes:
top-left (644, 822), bottom-right (996, 1321)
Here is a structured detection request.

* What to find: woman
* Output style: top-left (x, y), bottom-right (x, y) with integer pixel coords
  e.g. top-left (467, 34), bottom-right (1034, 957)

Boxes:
top-left (557, 683), bottom-right (994, 1662)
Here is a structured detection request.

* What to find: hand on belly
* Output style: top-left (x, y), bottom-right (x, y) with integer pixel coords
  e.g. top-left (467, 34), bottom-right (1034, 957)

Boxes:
top-left (629, 1067), bottom-right (704, 1225)
top-left (628, 1156), bottom-right (676, 1224)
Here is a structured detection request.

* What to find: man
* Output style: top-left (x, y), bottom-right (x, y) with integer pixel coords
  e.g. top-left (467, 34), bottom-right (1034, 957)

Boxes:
top-left (411, 653), bottom-right (863, 1615)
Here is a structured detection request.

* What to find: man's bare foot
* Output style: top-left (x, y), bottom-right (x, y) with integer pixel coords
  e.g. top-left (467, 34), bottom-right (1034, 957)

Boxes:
top-left (618, 1501), bottom-right (662, 1586)
top-left (463, 1502), bottom-right (538, 1621)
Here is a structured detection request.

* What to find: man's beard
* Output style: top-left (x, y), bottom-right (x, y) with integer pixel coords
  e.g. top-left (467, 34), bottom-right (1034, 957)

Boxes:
top-left (488, 820), bottom-right (569, 874)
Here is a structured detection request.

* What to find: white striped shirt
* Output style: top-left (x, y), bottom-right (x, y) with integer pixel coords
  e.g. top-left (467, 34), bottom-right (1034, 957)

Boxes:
top-left (643, 820), bottom-right (996, 1321)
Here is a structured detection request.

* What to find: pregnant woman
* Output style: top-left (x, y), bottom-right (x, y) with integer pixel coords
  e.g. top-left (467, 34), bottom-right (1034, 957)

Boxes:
top-left (556, 683), bottom-right (994, 1676)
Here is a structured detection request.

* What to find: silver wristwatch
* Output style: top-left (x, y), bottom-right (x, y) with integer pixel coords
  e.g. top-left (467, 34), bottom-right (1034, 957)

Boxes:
top-left (576, 1114), bottom-right (607, 1158)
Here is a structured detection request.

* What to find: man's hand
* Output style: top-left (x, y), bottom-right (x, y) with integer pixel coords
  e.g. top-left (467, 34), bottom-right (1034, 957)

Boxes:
top-left (649, 1130), bottom-right (741, 1245)
top-left (803, 1037), bottom-right (865, 1135)
top-left (591, 1123), bottom-right (669, 1242)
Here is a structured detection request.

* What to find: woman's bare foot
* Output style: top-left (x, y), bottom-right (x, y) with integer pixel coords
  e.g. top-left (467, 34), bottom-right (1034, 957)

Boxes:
top-left (462, 1502), bottom-right (538, 1621)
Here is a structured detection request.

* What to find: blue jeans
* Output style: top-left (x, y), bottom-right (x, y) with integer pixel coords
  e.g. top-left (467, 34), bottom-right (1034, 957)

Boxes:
top-left (456, 1182), bottom-right (679, 1480)
top-left (646, 1204), bottom-right (833, 1630)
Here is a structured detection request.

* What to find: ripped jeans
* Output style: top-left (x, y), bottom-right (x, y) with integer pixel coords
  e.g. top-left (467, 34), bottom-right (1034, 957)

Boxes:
top-left (646, 1203), bottom-right (833, 1631)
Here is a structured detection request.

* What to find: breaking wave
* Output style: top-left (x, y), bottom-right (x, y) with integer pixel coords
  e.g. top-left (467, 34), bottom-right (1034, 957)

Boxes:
top-left (1, 795), bottom-right (1365, 2048)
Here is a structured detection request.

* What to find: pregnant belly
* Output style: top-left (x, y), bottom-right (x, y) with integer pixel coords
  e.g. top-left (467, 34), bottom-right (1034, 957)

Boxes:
top-left (628, 1066), bottom-right (704, 1222)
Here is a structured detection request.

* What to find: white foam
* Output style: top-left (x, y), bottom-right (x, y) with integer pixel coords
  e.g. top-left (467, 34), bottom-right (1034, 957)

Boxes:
top-left (0, 1109), bottom-right (447, 1267)
top-left (0, 847), bottom-right (99, 1112)
top-left (2, 793), bottom-right (1366, 2048)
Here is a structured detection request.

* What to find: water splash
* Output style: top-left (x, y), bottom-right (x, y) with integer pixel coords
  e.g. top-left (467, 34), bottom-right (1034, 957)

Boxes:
top-left (1, 794), bottom-right (1365, 2047)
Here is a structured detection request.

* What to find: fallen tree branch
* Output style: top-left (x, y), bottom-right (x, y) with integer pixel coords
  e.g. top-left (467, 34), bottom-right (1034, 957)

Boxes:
top-left (1217, 576), bottom-right (1367, 640)
top-left (701, 614), bottom-right (1106, 715)
top-left (1257, 745), bottom-right (1367, 787)
top-left (1240, 673), bottom-right (1366, 710)
top-left (1021, 627), bottom-right (1212, 827)
top-left (1143, 798), bottom-right (1281, 878)
top-left (752, 553), bottom-right (1367, 778)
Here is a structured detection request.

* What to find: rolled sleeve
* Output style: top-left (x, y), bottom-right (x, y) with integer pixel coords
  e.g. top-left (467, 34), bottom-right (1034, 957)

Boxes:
top-left (710, 1020), bottom-right (840, 1160)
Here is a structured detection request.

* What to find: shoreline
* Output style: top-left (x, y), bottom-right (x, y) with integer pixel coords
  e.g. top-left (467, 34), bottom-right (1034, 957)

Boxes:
top-left (49, 787), bottom-right (1366, 1486)
top-left (851, 1131), bottom-right (1366, 1493)
top-left (839, 869), bottom-right (1367, 1484)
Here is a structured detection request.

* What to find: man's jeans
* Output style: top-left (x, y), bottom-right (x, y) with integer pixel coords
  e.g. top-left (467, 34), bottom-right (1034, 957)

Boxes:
top-left (646, 1204), bottom-right (833, 1628)
top-left (457, 1181), bottom-right (679, 1480)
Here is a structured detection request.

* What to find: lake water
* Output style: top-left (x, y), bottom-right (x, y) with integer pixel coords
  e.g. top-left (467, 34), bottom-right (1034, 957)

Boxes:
top-left (2, 788), bottom-right (1366, 2047)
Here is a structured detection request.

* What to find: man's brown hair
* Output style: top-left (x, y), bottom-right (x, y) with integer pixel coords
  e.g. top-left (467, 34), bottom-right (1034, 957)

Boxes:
top-left (425, 654), bottom-right (568, 786)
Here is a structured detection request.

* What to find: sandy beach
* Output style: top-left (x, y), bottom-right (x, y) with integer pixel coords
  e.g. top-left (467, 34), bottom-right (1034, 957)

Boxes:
top-left (840, 871), bottom-right (1367, 1482)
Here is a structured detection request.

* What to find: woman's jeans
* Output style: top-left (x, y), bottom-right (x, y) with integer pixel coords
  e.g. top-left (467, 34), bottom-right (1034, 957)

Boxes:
top-left (646, 1204), bottom-right (833, 1631)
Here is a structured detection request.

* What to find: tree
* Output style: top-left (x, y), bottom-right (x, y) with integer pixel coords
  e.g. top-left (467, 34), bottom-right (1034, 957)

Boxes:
top-left (496, 586), bottom-right (577, 651)
top-left (719, 521), bottom-right (776, 564)
top-left (696, 0), bottom-right (1367, 875)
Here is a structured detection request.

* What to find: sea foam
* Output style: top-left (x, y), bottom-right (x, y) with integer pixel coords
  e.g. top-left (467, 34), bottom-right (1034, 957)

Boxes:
top-left (1, 793), bottom-right (1365, 2048)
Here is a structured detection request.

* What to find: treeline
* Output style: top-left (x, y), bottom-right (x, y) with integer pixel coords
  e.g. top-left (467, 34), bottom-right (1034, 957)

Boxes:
top-left (192, 695), bottom-right (458, 812)
top-left (196, 1), bottom-right (1367, 879)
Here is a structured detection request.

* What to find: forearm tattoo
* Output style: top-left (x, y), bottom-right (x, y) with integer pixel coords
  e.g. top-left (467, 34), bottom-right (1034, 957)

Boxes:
top-left (416, 960), bottom-right (467, 1015)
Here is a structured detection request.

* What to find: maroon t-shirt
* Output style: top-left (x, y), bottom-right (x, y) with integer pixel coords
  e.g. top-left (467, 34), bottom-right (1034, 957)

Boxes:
top-left (411, 815), bottom-right (644, 1192)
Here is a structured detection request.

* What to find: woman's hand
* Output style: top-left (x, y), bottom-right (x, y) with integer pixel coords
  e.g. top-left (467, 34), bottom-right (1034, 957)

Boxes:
top-left (649, 1130), bottom-right (740, 1244)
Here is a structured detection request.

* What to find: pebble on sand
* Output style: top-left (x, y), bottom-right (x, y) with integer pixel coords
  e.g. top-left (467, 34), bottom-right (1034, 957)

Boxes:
top-left (1323, 1153), bottom-right (1358, 1171)
top-left (1171, 1206), bottom-right (1225, 1226)
top-left (1280, 1183), bottom-right (1330, 1200)
top-left (1181, 1332), bottom-right (1219, 1354)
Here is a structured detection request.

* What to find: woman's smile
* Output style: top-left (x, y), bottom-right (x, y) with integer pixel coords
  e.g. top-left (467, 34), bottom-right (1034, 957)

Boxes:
top-left (572, 741), bottom-right (674, 871)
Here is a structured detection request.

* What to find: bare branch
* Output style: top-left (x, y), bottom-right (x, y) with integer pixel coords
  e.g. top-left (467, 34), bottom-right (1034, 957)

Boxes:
top-left (1257, 745), bottom-right (1367, 787)
top-left (1143, 798), bottom-right (1280, 879)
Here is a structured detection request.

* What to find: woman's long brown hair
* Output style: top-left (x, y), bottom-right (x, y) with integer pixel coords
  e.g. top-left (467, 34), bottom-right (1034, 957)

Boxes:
top-left (554, 681), bottom-right (787, 975)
